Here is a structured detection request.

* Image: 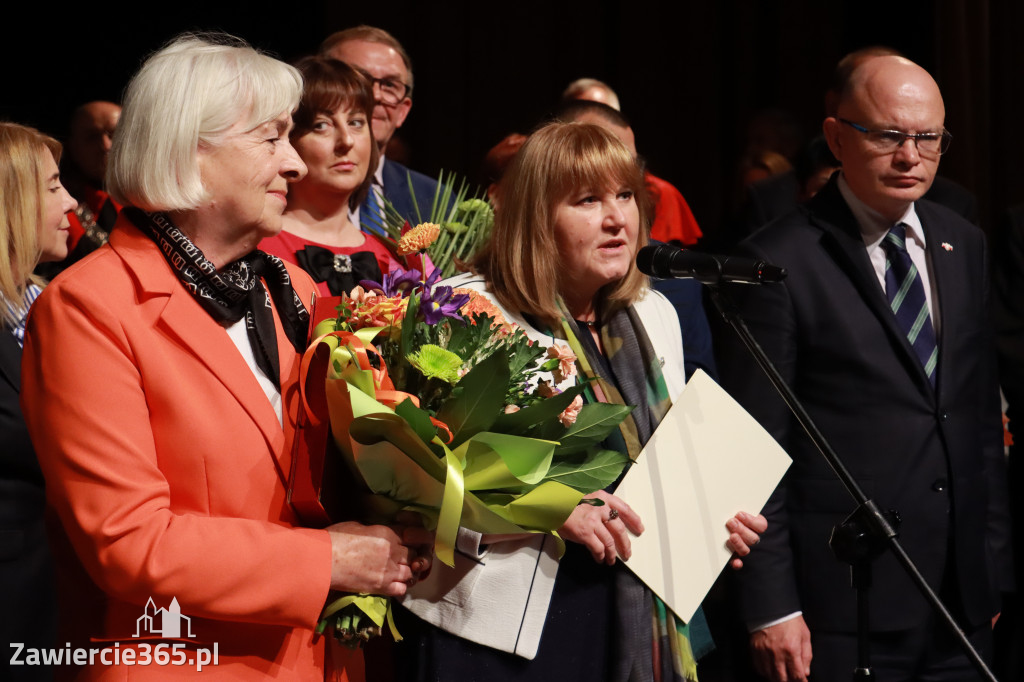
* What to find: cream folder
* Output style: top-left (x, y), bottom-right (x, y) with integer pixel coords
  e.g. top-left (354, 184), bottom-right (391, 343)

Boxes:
top-left (616, 368), bottom-right (792, 622)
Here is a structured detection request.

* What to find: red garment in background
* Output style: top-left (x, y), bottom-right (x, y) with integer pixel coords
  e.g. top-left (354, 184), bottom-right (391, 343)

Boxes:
top-left (646, 172), bottom-right (702, 246)
top-left (261, 229), bottom-right (400, 298)
top-left (67, 184), bottom-right (121, 251)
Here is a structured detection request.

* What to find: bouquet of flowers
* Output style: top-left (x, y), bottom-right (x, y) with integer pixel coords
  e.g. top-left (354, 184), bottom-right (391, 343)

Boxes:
top-left (299, 262), bottom-right (633, 647)
top-left (363, 170), bottom-right (495, 279)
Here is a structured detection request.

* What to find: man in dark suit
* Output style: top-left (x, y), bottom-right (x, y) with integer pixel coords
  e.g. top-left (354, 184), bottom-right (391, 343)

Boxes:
top-left (729, 47), bottom-right (979, 255)
top-left (719, 55), bottom-right (1012, 681)
top-left (321, 26), bottom-right (441, 233)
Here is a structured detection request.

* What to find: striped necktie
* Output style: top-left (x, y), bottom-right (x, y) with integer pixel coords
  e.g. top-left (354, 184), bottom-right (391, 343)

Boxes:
top-left (359, 183), bottom-right (387, 237)
top-left (881, 223), bottom-right (938, 386)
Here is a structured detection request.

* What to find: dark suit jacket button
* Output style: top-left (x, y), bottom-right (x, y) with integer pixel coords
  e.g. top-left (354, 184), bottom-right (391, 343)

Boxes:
top-left (939, 410), bottom-right (949, 421)
top-left (931, 478), bottom-right (947, 492)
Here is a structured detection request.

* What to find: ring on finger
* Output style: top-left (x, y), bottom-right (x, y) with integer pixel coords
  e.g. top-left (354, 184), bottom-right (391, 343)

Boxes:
top-left (605, 508), bottom-right (619, 523)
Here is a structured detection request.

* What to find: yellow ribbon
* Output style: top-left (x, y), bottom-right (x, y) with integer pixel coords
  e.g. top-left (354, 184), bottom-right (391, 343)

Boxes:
top-left (434, 440), bottom-right (466, 567)
top-left (321, 593), bottom-right (402, 642)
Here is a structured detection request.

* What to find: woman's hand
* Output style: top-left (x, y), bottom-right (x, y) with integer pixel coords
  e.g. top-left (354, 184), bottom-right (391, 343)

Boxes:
top-left (726, 511), bottom-right (768, 569)
top-left (326, 519), bottom-right (434, 597)
top-left (558, 490), bottom-right (643, 565)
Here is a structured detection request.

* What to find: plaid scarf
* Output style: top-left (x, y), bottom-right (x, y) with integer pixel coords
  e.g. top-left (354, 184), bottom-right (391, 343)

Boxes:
top-left (126, 207), bottom-right (309, 389)
top-left (552, 299), bottom-right (707, 682)
top-left (555, 302), bottom-right (670, 462)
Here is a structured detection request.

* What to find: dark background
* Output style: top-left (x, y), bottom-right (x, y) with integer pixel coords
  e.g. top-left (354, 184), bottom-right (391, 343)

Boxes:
top-left (5, 3), bottom-right (1022, 679)
top-left (5, 0), bottom-right (1023, 244)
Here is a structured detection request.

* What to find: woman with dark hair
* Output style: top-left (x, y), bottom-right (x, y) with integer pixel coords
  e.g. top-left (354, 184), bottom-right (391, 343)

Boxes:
top-left (261, 56), bottom-right (399, 298)
top-left (395, 121), bottom-right (766, 681)
top-left (19, 34), bottom-right (430, 680)
top-left (0, 121), bottom-right (77, 682)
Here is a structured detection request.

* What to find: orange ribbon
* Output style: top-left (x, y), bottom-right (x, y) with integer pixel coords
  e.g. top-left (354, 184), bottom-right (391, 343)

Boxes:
top-left (299, 329), bottom-right (453, 443)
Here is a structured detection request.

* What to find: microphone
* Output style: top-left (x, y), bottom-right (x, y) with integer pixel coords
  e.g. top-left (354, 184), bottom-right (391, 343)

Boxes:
top-left (636, 243), bottom-right (787, 285)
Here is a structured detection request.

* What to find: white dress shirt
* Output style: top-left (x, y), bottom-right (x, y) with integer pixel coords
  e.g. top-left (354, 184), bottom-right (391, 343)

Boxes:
top-left (838, 173), bottom-right (940, 332)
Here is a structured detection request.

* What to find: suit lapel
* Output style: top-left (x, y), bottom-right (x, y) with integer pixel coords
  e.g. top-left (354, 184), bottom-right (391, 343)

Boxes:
top-left (918, 204), bottom-right (959, 398)
top-left (381, 158), bottom-right (416, 223)
top-left (810, 181), bottom-right (936, 397)
top-left (110, 217), bottom-right (292, 485)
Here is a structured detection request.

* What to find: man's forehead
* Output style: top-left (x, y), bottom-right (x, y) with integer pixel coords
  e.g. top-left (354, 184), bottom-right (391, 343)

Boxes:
top-left (847, 59), bottom-right (942, 109)
top-left (843, 98), bottom-right (944, 131)
top-left (330, 40), bottom-right (407, 76)
top-left (74, 104), bottom-right (120, 131)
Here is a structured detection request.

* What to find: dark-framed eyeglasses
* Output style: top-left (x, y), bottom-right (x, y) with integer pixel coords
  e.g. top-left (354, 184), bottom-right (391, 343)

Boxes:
top-left (354, 68), bottom-right (412, 106)
top-left (839, 118), bottom-right (952, 157)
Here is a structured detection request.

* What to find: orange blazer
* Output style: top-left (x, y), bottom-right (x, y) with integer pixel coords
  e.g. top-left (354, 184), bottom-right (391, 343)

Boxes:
top-left (21, 215), bottom-right (360, 680)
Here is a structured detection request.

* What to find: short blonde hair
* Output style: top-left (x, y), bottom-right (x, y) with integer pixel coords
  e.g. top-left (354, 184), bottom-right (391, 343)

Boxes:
top-left (0, 122), bottom-right (61, 326)
top-left (473, 121), bottom-right (650, 328)
top-left (107, 33), bottom-right (303, 211)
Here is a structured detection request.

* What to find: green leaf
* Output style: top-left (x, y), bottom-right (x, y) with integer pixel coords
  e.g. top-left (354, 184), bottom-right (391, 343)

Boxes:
top-left (493, 384), bottom-right (587, 432)
top-left (395, 398), bottom-right (438, 446)
top-left (554, 403), bottom-right (635, 456)
top-left (544, 449), bottom-right (631, 493)
top-left (459, 432), bottom-right (557, 489)
top-left (525, 418), bottom-right (568, 443)
top-left (399, 294), bottom-right (420, 359)
top-left (506, 337), bottom-right (546, 384)
top-left (445, 314), bottom-right (493, 359)
top-left (435, 352), bottom-right (509, 447)
top-left (407, 170), bottom-right (425, 224)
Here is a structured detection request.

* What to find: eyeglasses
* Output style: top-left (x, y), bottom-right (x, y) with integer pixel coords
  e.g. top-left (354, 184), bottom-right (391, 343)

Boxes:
top-left (839, 118), bottom-right (951, 157)
top-left (354, 68), bottom-right (412, 106)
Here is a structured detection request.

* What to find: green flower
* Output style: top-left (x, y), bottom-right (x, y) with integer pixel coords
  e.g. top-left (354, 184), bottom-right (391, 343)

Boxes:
top-left (407, 344), bottom-right (464, 384)
top-left (443, 221), bottom-right (470, 234)
top-left (457, 198), bottom-right (493, 218)
top-left (456, 199), bottom-right (494, 229)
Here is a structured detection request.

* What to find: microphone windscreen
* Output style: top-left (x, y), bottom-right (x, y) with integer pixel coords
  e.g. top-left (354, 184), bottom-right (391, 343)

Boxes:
top-left (635, 244), bottom-right (672, 278)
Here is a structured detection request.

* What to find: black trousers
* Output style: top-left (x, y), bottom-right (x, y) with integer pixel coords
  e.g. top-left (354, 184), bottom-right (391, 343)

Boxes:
top-left (810, 619), bottom-right (994, 682)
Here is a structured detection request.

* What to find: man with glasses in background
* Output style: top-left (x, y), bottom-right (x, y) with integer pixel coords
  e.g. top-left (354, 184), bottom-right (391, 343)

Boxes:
top-left (719, 54), bottom-right (1012, 681)
top-left (321, 26), bottom-right (441, 233)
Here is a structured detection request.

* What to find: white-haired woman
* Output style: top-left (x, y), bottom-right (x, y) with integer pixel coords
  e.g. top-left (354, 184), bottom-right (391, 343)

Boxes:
top-left (19, 34), bottom-right (430, 681)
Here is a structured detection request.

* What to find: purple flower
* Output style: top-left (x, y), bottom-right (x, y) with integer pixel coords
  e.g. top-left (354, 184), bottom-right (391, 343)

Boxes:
top-left (360, 267), bottom-right (423, 298)
top-left (423, 268), bottom-right (442, 289)
top-left (418, 282), bottom-right (471, 325)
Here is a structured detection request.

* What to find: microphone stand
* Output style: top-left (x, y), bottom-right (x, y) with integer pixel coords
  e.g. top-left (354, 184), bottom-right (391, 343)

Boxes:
top-left (705, 283), bottom-right (998, 682)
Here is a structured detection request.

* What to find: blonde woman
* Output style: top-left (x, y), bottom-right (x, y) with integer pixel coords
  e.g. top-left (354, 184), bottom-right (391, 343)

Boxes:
top-left (396, 122), bottom-right (766, 682)
top-left (0, 121), bottom-right (76, 681)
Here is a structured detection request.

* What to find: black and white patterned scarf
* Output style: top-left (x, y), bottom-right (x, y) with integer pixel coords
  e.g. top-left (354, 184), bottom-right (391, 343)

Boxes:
top-left (125, 207), bottom-right (309, 389)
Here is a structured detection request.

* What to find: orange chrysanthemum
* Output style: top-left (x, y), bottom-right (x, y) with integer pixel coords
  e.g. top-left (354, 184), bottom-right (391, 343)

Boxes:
top-left (456, 288), bottom-right (512, 333)
top-left (397, 222), bottom-right (441, 256)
